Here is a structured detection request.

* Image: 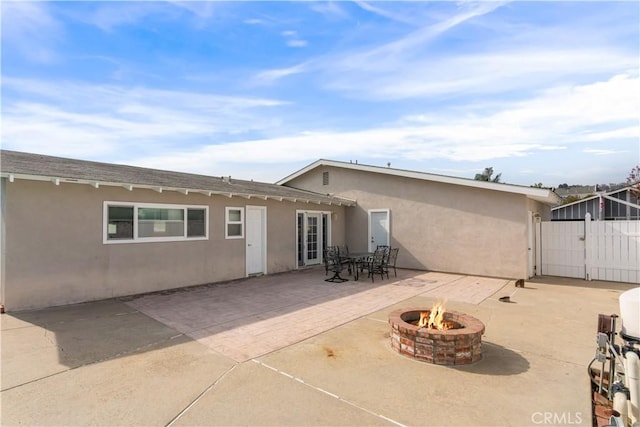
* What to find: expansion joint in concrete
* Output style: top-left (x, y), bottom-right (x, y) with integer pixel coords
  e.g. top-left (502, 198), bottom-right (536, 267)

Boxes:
top-left (251, 359), bottom-right (407, 427)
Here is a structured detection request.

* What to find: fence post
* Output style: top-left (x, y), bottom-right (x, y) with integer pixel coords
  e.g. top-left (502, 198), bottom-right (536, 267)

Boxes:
top-left (535, 219), bottom-right (542, 276)
top-left (584, 213), bottom-right (591, 280)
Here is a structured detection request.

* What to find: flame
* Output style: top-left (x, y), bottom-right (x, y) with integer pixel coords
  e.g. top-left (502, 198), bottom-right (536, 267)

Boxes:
top-left (417, 311), bottom-right (429, 328)
top-left (417, 301), bottom-right (452, 330)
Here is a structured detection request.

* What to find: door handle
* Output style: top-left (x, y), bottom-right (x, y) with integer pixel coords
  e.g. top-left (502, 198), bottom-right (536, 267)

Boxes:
top-left (248, 243), bottom-right (253, 247)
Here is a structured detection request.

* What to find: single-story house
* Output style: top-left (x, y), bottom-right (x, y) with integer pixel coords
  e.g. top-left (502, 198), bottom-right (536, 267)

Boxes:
top-left (0, 150), bottom-right (353, 311)
top-left (0, 151), bottom-right (559, 311)
top-left (278, 159), bottom-right (559, 280)
top-left (551, 186), bottom-right (640, 221)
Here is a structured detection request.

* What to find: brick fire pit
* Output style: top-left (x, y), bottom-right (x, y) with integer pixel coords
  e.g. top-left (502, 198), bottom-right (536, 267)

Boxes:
top-left (388, 308), bottom-right (485, 365)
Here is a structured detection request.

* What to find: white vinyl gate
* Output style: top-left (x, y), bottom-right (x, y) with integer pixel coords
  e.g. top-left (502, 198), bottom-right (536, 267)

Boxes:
top-left (538, 215), bottom-right (640, 284)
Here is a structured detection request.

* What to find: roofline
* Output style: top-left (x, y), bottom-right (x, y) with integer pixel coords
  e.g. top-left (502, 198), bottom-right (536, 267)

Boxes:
top-left (0, 170), bottom-right (356, 208)
top-left (277, 159), bottom-right (561, 205)
top-left (551, 186), bottom-right (635, 211)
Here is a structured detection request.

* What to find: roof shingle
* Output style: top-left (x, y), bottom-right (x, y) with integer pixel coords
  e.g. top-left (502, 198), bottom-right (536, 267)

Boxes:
top-left (0, 150), bottom-right (355, 206)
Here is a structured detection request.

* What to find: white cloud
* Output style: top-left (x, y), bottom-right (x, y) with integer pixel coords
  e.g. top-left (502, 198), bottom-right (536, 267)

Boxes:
top-left (251, 2), bottom-right (636, 105)
top-left (121, 72), bottom-right (638, 180)
top-left (253, 62), bottom-right (312, 84)
top-left (1, 2), bottom-right (63, 63)
top-left (584, 149), bottom-right (629, 156)
top-left (309, 2), bottom-right (349, 20)
top-left (325, 47), bottom-right (637, 101)
top-left (166, 1), bottom-right (215, 19)
top-left (287, 40), bottom-right (308, 48)
top-left (61, 2), bottom-right (218, 33)
top-left (3, 2), bottom-right (637, 186)
top-left (357, 1), bottom-right (505, 59)
top-left (3, 72), bottom-right (637, 180)
top-left (1, 78), bottom-right (289, 159)
top-left (254, 2), bottom-right (504, 86)
top-left (66, 3), bottom-right (166, 32)
top-left (353, 1), bottom-right (419, 25)
top-left (244, 18), bottom-right (266, 25)
top-left (281, 30), bottom-right (308, 48)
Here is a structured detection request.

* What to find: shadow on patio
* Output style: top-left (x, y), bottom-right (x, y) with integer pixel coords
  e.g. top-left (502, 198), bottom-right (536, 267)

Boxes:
top-left (2, 266), bottom-right (510, 385)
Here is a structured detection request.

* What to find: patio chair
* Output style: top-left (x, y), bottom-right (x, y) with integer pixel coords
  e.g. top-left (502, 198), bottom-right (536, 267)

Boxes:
top-left (385, 248), bottom-right (399, 278)
top-left (337, 245), bottom-right (352, 275)
top-left (324, 248), bottom-right (348, 283)
top-left (323, 246), bottom-right (339, 275)
top-left (364, 248), bottom-right (388, 282)
top-left (322, 249), bottom-right (329, 275)
top-left (376, 245), bottom-right (390, 254)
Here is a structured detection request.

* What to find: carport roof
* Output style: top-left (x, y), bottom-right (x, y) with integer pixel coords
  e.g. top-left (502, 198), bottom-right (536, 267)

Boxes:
top-left (278, 159), bottom-right (561, 205)
top-left (0, 150), bottom-right (356, 207)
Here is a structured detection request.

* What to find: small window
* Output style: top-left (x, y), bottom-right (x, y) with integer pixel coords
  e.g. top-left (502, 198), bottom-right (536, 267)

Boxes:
top-left (226, 207), bottom-right (244, 239)
top-left (322, 171), bottom-right (329, 186)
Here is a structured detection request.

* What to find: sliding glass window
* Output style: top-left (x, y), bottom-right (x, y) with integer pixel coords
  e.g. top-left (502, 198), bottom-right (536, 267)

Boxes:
top-left (104, 202), bottom-right (208, 243)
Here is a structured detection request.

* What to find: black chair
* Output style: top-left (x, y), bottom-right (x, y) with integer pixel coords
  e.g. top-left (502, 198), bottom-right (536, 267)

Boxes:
top-left (385, 248), bottom-right (399, 278)
top-left (324, 248), bottom-right (348, 283)
top-left (365, 248), bottom-right (388, 282)
top-left (323, 246), bottom-right (339, 275)
top-left (337, 245), bottom-right (352, 275)
top-left (376, 245), bottom-right (390, 255)
top-left (322, 249), bottom-right (329, 275)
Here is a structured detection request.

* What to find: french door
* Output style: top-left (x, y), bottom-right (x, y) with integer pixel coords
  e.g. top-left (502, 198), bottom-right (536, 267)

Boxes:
top-left (297, 211), bottom-right (330, 267)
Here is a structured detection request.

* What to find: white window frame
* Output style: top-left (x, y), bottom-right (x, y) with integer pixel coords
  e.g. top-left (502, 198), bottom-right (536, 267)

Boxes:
top-left (225, 207), bottom-right (245, 239)
top-left (103, 201), bottom-right (209, 244)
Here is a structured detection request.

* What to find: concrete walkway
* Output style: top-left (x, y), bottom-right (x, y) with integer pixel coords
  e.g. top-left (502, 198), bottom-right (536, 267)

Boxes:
top-left (1, 269), bottom-right (636, 426)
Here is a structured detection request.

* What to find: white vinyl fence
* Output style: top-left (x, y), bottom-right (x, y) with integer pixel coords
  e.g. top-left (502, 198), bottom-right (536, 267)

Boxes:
top-left (538, 215), bottom-right (640, 284)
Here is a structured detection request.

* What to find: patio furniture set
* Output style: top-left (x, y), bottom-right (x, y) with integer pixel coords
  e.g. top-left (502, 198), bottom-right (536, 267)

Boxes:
top-left (324, 245), bottom-right (399, 283)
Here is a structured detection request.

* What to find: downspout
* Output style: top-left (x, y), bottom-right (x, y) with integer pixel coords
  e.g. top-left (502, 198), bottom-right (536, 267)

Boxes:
top-left (0, 177), bottom-right (6, 313)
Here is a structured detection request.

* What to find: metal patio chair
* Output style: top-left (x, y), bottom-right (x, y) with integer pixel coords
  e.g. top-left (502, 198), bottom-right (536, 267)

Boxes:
top-left (365, 248), bottom-right (388, 282)
top-left (324, 248), bottom-right (348, 283)
top-left (385, 247), bottom-right (399, 278)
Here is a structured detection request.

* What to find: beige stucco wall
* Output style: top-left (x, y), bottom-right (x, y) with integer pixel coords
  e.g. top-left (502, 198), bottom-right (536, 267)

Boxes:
top-left (1, 179), bottom-right (345, 311)
top-left (287, 166), bottom-right (551, 279)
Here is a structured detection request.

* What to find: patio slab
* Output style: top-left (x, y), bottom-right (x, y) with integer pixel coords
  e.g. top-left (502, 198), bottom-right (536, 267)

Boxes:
top-left (125, 268), bottom-right (506, 361)
top-left (1, 270), bottom-right (636, 426)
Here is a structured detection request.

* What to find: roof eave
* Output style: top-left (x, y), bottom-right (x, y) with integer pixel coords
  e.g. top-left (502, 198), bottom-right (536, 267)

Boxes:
top-left (1, 172), bottom-right (355, 207)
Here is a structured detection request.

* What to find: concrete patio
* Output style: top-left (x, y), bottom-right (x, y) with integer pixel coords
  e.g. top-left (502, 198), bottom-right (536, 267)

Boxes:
top-left (1, 268), bottom-right (635, 426)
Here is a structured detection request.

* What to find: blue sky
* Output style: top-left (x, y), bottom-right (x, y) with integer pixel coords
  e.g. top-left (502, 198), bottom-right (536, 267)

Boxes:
top-left (2, 1), bottom-right (639, 186)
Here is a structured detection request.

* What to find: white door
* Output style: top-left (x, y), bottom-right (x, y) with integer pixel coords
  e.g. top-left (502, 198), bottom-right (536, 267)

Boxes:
top-left (246, 206), bottom-right (266, 276)
top-left (305, 213), bottom-right (322, 265)
top-left (368, 209), bottom-right (389, 252)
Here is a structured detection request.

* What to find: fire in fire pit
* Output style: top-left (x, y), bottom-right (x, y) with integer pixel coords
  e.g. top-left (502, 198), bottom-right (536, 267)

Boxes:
top-left (415, 301), bottom-right (459, 331)
top-left (388, 301), bottom-right (485, 365)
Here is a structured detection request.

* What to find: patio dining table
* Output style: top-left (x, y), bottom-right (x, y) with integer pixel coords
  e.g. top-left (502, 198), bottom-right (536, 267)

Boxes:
top-left (341, 252), bottom-right (374, 281)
